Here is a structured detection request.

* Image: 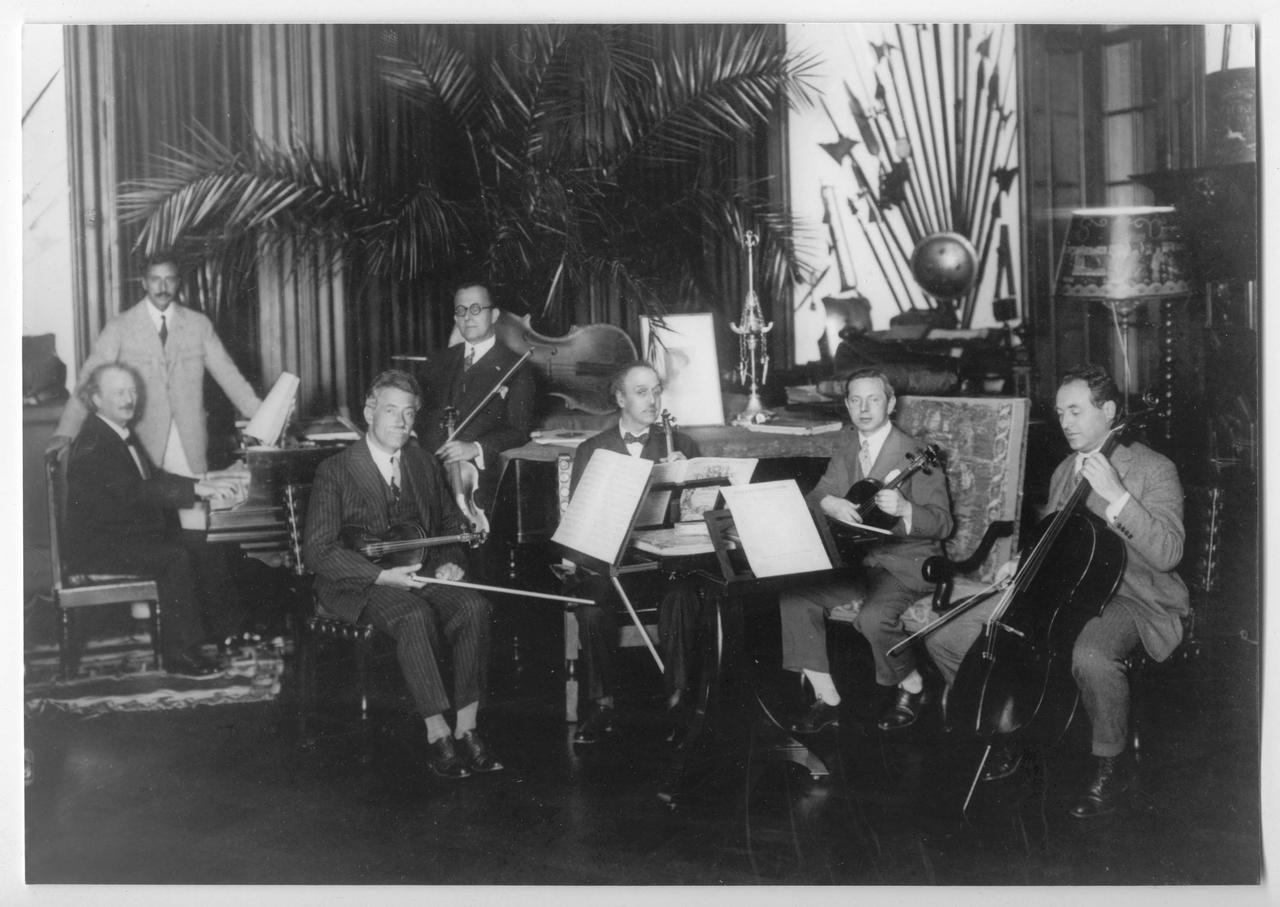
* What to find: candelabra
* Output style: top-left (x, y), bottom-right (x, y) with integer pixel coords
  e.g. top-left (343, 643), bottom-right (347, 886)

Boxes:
top-left (730, 232), bottom-right (774, 425)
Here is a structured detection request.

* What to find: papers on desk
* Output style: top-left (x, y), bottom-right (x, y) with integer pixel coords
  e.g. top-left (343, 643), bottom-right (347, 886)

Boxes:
top-left (719, 480), bottom-right (833, 578)
top-left (631, 523), bottom-right (715, 557)
top-left (744, 417), bottom-right (843, 436)
top-left (530, 430), bottom-right (593, 448)
top-left (301, 414), bottom-right (360, 442)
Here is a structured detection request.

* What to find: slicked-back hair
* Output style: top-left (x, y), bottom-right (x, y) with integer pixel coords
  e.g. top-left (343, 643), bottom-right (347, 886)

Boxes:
top-left (366, 369), bottom-right (421, 408)
top-left (844, 367), bottom-right (895, 402)
top-left (80, 361), bottom-right (143, 413)
top-left (140, 252), bottom-right (180, 276)
top-left (608, 360), bottom-right (660, 403)
top-left (1060, 364), bottom-right (1122, 412)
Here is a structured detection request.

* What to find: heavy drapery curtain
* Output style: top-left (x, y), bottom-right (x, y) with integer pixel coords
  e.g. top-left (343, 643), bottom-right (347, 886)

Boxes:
top-left (64, 24), bottom-right (789, 421)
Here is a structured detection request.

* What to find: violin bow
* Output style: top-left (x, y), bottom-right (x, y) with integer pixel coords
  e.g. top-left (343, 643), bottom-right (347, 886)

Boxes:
top-left (415, 575), bottom-right (594, 606)
top-left (444, 349), bottom-right (534, 443)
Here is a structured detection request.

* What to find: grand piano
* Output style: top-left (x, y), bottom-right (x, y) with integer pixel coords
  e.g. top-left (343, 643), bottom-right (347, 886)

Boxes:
top-left (206, 445), bottom-right (348, 557)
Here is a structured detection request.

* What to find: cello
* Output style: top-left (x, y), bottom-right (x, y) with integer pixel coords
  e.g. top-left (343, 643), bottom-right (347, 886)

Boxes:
top-left (947, 420), bottom-right (1133, 785)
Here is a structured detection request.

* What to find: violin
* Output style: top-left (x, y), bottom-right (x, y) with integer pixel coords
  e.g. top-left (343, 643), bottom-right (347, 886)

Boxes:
top-left (841, 444), bottom-right (942, 531)
top-left (442, 406), bottom-right (491, 535)
top-left (660, 409), bottom-right (676, 460)
top-left (492, 312), bottom-right (637, 415)
top-left (341, 521), bottom-right (485, 567)
top-left (947, 420), bottom-right (1134, 759)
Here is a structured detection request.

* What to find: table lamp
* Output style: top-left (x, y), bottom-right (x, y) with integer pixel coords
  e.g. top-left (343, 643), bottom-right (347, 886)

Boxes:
top-left (1054, 206), bottom-right (1191, 411)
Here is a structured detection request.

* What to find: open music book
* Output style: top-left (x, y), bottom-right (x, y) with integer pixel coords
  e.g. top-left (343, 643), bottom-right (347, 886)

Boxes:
top-left (639, 456), bottom-right (758, 526)
top-left (551, 449), bottom-right (654, 568)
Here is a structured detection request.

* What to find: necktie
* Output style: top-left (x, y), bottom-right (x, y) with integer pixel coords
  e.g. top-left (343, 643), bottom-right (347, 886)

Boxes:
top-left (463, 347), bottom-right (475, 370)
top-left (389, 454), bottom-right (401, 502)
top-left (858, 438), bottom-right (872, 476)
top-left (159, 314), bottom-right (168, 346)
top-left (623, 432), bottom-right (649, 445)
top-left (126, 435), bottom-right (150, 480)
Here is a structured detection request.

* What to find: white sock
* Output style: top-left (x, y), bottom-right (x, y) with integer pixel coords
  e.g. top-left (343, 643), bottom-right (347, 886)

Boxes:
top-left (900, 670), bottom-right (923, 694)
top-left (803, 669), bottom-right (842, 706)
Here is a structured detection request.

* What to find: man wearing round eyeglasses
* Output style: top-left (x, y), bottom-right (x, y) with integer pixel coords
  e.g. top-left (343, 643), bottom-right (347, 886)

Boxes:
top-left (418, 280), bottom-right (535, 510)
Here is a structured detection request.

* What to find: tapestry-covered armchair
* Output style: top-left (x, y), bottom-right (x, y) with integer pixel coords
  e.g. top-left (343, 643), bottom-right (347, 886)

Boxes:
top-left (829, 394), bottom-right (1030, 628)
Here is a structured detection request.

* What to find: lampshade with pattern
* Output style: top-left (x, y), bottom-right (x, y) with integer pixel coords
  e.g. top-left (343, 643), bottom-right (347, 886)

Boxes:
top-left (1055, 206), bottom-right (1192, 303)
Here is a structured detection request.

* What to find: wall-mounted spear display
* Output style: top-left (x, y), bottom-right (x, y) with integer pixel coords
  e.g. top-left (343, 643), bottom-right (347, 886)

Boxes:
top-left (817, 23), bottom-right (1019, 329)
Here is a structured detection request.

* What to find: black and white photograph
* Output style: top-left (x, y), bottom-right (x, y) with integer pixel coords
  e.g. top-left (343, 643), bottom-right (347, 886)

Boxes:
top-left (12, 3), bottom-right (1273, 903)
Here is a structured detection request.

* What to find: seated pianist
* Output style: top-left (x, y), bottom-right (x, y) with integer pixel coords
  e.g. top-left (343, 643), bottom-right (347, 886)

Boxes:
top-left (564, 361), bottom-right (703, 746)
top-left (778, 367), bottom-right (953, 735)
top-left (65, 362), bottom-right (254, 677)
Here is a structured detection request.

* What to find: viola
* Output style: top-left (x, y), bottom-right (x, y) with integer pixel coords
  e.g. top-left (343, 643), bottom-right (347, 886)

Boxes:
top-left (948, 419), bottom-right (1135, 756)
top-left (341, 520), bottom-right (484, 567)
top-left (442, 406), bottom-right (490, 535)
top-left (841, 444), bottom-right (942, 531)
top-left (492, 313), bottom-right (636, 415)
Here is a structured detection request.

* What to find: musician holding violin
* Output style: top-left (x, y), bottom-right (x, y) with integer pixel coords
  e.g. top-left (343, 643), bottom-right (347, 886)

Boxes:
top-left (303, 369), bottom-right (503, 780)
top-left (779, 368), bottom-right (953, 736)
top-left (417, 279), bottom-right (536, 513)
top-left (923, 365), bottom-right (1189, 819)
top-left (566, 361), bottom-right (703, 746)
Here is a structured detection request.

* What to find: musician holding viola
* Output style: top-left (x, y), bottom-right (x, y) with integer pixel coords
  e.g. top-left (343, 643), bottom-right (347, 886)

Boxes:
top-left (924, 365), bottom-right (1189, 819)
top-left (303, 369), bottom-right (503, 780)
top-left (779, 368), bottom-right (953, 736)
top-left (566, 361), bottom-right (703, 746)
top-left (417, 280), bottom-right (536, 512)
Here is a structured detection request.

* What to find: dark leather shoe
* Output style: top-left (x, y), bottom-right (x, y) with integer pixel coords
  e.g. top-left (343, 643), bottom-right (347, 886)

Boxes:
top-left (788, 700), bottom-right (840, 735)
top-left (574, 706), bottom-right (616, 745)
top-left (425, 736), bottom-right (472, 780)
top-left (166, 650), bottom-right (223, 678)
top-left (877, 686), bottom-right (929, 732)
top-left (980, 746), bottom-right (1024, 782)
top-left (455, 731), bottom-right (504, 773)
top-left (1069, 753), bottom-right (1133, 819)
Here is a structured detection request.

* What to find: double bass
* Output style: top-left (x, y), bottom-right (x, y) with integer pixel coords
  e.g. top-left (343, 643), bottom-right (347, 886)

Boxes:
top-left (947, 422), bottom-right (1132, 766)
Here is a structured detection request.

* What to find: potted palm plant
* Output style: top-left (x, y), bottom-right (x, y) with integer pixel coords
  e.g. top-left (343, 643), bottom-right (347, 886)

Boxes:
top-left (119, 24), bottom-right (817, 338)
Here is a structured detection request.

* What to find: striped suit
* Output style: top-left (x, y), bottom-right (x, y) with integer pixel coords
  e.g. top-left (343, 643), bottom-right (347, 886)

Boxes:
top-left (303, 437), bottom-right (492, 718)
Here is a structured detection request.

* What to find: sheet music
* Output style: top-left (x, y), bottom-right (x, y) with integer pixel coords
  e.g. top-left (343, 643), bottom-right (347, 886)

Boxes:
top-left (243, 372), bottom-right (300, 446)
top-left (720, 480), bottom-right (833, 578)
top-left (551, 449), bottom-right (653, 565)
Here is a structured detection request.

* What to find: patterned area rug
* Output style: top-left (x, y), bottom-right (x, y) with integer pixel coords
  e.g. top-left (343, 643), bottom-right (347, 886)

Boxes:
top-left (24, 634), bottom-right (287, 718)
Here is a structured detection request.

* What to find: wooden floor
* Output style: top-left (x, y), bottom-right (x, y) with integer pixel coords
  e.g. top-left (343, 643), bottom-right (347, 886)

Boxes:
top-left (24, 592), bottom-right (1262, 893)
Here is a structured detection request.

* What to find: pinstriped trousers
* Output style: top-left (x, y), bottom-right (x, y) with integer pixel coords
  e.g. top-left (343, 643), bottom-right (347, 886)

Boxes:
top-left (360, 584), bottom-right (492, 719)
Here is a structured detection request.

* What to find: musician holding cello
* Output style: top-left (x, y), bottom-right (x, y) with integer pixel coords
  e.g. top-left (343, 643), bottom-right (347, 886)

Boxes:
top-left (303, 369), bottom-right (503, 780)
top-left (924, 365), bottom-right (1189, 819)
top-left (780, 368), bottom-right (953, 736)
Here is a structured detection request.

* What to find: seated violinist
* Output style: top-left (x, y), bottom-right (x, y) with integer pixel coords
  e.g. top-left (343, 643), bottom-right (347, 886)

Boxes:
top-left (303, 369), bottom-right (502, 780)
top-left (923, 365), bottom-right (1189, 819)
top-left (65, 363), bottom-right (252, 677)
top-left (778, 368), bottom-right (953, 735)
top-left (567, 361), bottom-right (703, 745)
top-left (417, 279), bottom-right (535, 512)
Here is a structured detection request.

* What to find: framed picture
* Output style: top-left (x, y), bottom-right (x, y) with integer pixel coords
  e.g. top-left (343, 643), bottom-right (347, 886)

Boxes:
top-left (640, 313), bottom-right (724, 426)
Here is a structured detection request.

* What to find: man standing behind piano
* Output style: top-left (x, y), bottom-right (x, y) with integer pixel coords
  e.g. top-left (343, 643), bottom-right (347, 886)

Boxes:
top-left (66, 363), bottom-right (249, 677)
top-left (49, 253), bottom-right (262, 478)
top-left (778, 368), bottom-right (953, 736)
top-left (304, 369), bottom-right (502, 780)
top-left (417, 280), bottom-right (536, 511)
top-left (567, 361), bottom-right (701, 745)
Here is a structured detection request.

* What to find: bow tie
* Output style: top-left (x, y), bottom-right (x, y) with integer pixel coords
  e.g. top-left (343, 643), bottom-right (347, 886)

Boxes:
top-left (622, 432), bottom-right (650, 445)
